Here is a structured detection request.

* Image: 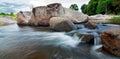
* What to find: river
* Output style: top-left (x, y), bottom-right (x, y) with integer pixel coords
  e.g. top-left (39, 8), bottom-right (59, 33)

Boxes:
top-left (0, 24), bottom-right (119, 59)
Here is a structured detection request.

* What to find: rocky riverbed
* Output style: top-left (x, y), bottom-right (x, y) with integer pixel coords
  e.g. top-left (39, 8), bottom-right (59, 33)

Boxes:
top-left (0, 23), bottom-right (120, 59)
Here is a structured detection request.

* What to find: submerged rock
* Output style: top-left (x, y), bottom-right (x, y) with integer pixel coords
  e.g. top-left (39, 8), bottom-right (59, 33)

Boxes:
top-left (76, 32), bottom-right (94, 44)
top-left (84, 21), bottom-right (98, 29)
top-left (101, 26), bottom-right (120, 56)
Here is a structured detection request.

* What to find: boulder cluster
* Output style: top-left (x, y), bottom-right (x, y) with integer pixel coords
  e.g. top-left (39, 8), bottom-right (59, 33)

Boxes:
top-left (16, 3), bottom-right (88, 31)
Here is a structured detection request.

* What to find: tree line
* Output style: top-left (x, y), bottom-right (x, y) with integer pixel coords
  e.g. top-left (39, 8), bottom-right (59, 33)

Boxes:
top-left (81, 0), bottom-right (120, 15)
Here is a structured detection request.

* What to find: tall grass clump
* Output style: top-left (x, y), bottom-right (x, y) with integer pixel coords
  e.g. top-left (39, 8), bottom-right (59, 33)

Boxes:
top-left (109, 16), bottom-right (120, 24)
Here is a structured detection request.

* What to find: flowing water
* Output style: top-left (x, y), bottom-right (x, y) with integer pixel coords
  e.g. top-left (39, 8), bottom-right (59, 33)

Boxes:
top-left (0, 24), bottom-right (120, 59)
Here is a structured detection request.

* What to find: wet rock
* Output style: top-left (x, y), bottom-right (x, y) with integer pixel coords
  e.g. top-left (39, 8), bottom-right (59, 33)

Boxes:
top-left (101, 26), bottom-right (120, 56)
top-left (76, 32), bottom-right (94, 44)
top-left (16, 11), bottom-right (31, 25)
top-left (50, 17), bottom-right (77, 32)
top-left (84, 21), bottom-right (98, 29)
top-left (0, 16), bottom-right (16, 26)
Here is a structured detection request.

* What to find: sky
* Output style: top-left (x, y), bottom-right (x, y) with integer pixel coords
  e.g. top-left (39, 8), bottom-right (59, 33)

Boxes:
top-left (0, 0), bottom-right (90, 13)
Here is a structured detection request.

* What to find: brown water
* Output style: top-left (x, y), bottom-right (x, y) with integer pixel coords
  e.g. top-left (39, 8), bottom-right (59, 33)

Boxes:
top-left (0, 24), bottom-right (119, 59)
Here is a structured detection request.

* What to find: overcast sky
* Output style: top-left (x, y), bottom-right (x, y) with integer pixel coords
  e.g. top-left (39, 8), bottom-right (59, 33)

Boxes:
top-left (0, 0), bottom-right (90, 13)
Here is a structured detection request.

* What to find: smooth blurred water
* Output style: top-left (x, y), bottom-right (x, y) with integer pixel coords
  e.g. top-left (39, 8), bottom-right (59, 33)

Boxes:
top-left (0, 24), bottom-right (120, 59)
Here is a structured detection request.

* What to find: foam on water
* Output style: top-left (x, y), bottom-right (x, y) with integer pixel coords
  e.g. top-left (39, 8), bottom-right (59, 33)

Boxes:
top-left (38, 32), bottom-right (80, 48)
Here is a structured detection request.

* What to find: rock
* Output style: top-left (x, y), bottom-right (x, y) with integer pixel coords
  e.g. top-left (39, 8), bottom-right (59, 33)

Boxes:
top-left (47, 3), bottom-right (88, 23)
top-left (0, 16), bottom-right (16, 26)
top-left (16, 3), bottom-right (88, 26)
top-left (55, 4), bottom-right (88, 23)
top-left (88, 14), bottom-right (112, 24)
top-left (49, 17), bottom-right (77, 31)
top-left (76, 32), bottom-right (94, 44)
top-left (84, 21), bottom-right (98, 29)
top-left (47, 3), bottom-right (65, 17)
top-left (16, 11), bottom-right (31, 25)
top-left (101, 26), bottom-right (120, 56)
top-left (28, 6), bottom-right (52, 26)
top-left (70, 11), bottom-right (88, 23)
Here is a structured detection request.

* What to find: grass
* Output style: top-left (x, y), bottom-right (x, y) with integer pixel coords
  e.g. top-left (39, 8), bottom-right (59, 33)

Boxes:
top-left (109, 16), bottom-right (120, 24)
top-left (0, 12), bottom-right (17, 20)
top-left (11, 14), bottom-right (17, 20)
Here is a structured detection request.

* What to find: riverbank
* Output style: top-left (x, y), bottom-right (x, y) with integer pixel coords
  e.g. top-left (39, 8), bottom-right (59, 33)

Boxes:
top-left (0, 16), bottom-right (16, 26)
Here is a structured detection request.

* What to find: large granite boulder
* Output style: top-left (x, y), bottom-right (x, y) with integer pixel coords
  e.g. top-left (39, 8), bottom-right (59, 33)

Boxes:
top-left (28, 6), bottom-right (52, 26)
top-left (46, 3), bottom-right (65, 17)
top-left (101, 26), bottom-right (120, 56)
top-left (28, 3), bottom-right (64, 26)
top-left (49, 17), bottom-right (77, 31)
top-left (16, 11), bottom-right (31, 25)
top-left (47, 3), bottom-right (88, 23)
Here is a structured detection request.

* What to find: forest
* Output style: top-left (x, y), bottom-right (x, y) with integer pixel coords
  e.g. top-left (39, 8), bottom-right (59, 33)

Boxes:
top-left (81, 0), bottom-right (120, 15)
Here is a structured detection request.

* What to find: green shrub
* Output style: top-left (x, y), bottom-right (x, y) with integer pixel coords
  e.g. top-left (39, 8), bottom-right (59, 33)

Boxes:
top-left (109, 16), bottom-right (120, 24)
top-left (0, 12), bottom-right (7, 16)
top-left (70, 4), bottom-right (79, 11)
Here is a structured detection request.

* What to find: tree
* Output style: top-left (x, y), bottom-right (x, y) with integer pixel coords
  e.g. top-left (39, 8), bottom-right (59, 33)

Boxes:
top-left (10, 12), bottom-right (14, 16)
top-left (81, 0), bottom-right (120, 15)
top-left (86, 1), bottom-right (98, 15)
top-left (0, 12), bottom-right (6, 15)
top-left (96, 1), bottom-right (106, 14)
top-left (112, 0), bottom-right (120, 14)
top-left (70, 4), bottom-right (79, 11)
top-left (81, 4), bottom-right (87, 14)
top-left (81, 0), bottom-right (98, 15)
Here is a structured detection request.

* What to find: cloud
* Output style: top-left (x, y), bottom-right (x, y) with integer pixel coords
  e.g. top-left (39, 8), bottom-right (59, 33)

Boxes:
top-left (0, 0), bottom-right (30, 13)
top-left (30, 0), bottom-right (90, 11)
top-left (0, 0), bottom-right (29, 4)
